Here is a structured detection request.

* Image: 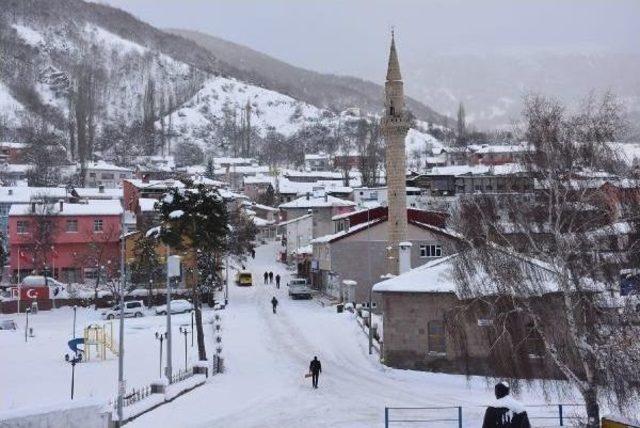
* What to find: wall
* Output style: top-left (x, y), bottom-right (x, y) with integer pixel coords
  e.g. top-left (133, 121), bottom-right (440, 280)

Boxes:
top-left (0, 401), bottom-right (111, 428)
top-left (327, 222), bottom-right (457, 306)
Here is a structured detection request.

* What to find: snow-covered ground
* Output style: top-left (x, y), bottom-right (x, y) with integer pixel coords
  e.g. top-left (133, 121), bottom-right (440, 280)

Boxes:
top-left (1, 241), bottom-right (585, 427)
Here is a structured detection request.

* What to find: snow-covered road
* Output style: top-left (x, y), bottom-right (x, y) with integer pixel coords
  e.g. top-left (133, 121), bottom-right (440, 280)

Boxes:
top-left (130, 242), bottom-right (570, 428)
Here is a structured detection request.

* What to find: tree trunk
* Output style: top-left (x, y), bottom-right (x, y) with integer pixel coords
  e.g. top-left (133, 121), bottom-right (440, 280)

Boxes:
top-left (582, 386), bottom-right (600, 428)
top-left (193, 290), bottom-right (207, 361)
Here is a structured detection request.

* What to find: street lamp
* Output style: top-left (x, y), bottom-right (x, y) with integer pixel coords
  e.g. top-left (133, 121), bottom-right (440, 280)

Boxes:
top-left (24, 307), bottom-right (31, 343)
top-left (154, 332), bottom-right (167, 378)
top-left (72, 305), bottom-right (77, 339)
top-left (190, 310), bottom-right (194, 347)
top-left (64, 353), bottom-right (82, 399)
top-left (179, 327), bottom-right (189, 370)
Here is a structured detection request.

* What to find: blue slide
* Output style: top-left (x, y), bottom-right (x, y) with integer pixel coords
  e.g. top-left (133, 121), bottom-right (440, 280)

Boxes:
top-left (67, 338), bottom-right (85, 357)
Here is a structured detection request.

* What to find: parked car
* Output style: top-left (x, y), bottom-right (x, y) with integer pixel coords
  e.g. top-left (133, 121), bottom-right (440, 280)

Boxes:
top-left (288, 278), bottom-right (313, 300)
top-left (235, 271), bottom-right (253, 287)
top-left (101, 300), bottom-right (146, 319)
top-left (155, 299), bottom-right (193, 315)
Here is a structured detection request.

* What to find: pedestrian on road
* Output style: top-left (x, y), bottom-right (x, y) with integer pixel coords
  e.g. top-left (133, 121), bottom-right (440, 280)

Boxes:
top-left (269, 271), bottom-right (274, 284)
top-left (482, 382), bottom-right (531, 428)
top-left (264, 271), bottom-right (268, 284)
top-left (251, 249), bottom-right (255, 259)
top-left (275, 274), bottom-right (281, 289)
top-left (271, 296), bottom-right (278, 314)
top-left (309, 356), bottom-right (322, 389)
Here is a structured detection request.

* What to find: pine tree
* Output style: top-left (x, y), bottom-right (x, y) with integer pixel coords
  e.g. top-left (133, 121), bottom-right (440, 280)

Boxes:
top-left (456, 102), bottom-right (466, 147)
top-left (205, 158), bottom-right (215, 180)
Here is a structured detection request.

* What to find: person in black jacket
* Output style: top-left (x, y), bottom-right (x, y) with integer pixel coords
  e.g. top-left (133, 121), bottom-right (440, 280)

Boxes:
top-left (275, 274), bottom-right (281, 289)
top-left (269, 271), bottom-right (274, 284)
top-left (271, 296), bottom-right (278, 314)
top-left (263, 271), bottom-right (268, 284)
top-left (309, 356), bottom-right (322, 388)
top-left (482, 382), bottom-right (531, 428)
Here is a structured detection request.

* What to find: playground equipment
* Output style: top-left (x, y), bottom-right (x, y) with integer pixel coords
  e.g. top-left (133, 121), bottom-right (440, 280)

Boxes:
top-left (66, 323), bottom-right (118, 361)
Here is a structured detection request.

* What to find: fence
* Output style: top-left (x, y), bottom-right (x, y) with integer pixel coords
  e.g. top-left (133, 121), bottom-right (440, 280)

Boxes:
top-left (170, 368), bottom-right (194, 384)
top-left (384, 404), bottom-right (584, 427)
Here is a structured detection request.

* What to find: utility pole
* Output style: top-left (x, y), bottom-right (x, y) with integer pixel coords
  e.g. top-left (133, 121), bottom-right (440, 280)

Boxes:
top-left (365, 204), bottom-right (373, 355)
top-left (165, 244), bottom-right (173, 382)
top-left (116, 207), bottom-right (126, 426)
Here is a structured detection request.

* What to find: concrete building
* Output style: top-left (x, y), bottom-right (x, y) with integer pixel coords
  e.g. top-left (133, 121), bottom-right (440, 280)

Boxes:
top-left (381, 32), bottom-right (410, 276)
top-left (84, 160), bottom-right (134, 188)
top-left (310, 208), bottom-right (457, 306)
top-left (353, 186), bottom-right (424, 209)
top-left (277, 213), bottom-right (313, 263)
top-left (373, 253), bottom-right (577, 379)
top-left (9, 200), bottom-right (122, 284)
top-left (304, 153), bottom-right (331, 172)
top-left (279, 193), bottom-right (355, 238)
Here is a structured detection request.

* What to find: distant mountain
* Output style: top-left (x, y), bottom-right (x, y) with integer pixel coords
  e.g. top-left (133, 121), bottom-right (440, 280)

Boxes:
top-left (402, 52), bottom-right (640, 129)
top-left (168, 29), bottom-right (448, 126)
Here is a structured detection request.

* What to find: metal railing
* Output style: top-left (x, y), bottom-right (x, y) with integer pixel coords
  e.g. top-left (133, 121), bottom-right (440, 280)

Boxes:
top-left (170, 367), bottom-right (194, 384)
top-left (384, 404), bottom-right (584, 427)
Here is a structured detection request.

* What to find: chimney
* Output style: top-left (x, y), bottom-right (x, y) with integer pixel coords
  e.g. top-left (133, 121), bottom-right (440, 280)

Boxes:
top-left (98, 185), bottom-right (105, 193)
top-left (399, 242), bottom-right (413, 274)
top-left (59, 201), bottom-right (63, 212)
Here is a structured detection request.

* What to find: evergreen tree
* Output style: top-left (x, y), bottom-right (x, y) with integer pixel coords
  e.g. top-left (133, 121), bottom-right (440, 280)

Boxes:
top-left (156, 183), bottom-right (228, 361)
top-left (205, 158), bottom-right (215, 179)
top-left (456, 102), bottom-right (466, 146)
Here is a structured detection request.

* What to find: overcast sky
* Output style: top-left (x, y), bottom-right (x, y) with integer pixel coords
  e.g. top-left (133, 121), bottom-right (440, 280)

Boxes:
top-left (98, 0), bottom-right (640, 80)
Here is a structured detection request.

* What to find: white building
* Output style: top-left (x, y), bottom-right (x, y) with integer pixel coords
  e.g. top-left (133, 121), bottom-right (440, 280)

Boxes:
top-left (84, 161), bottom-right (134, 188)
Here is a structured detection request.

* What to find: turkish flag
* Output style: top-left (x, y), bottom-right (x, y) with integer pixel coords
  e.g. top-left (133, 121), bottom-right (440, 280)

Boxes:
top-left (20, 287), bottom-right (49, 300)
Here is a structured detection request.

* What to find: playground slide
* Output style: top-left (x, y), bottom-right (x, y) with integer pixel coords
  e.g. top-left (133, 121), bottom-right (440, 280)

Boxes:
top-left (67, 338), bottom-right (85, 356)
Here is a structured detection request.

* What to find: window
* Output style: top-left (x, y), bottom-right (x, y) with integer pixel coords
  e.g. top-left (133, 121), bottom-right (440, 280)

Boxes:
top-left (83, 268), bottom-right (99, 280)
top-left (127, 302), bottom-right (141, 309)
top-left (119, 173), bottom-right (127, 179)
top-left (66, 219), bottom-right (78, 232)
top-left (102, 173), bottom-right (115, 179)
top-left (428, 321), bottom-right (446, 353)
top-left (93, 219), bottom-right (104, 232)
top-left (89, 172), bottom-right (96, 178)
top-left (420, 244), bottom-right (442, 258)
top-left (17, 220), bottom-right (29, 234)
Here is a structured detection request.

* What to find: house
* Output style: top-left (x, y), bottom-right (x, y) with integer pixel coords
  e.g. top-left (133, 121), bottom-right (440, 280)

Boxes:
top-left (468, 143), bottom-right (532, 166)
top-left (352, 186), bottom-right (424, 209)
top-left (310, 208), bottom-right (457, 306)
top-left (243, 175), bottom-right (275, 201)
top-left (283, 170), bottom-right (344, 183)
top-left (276, 213), bottom-right (313, 263)
top-left (214, 165), bottom-right (270, 190)
top-left (9, 200), bottom-right (123, 284)
top-left (0, 142), bottom-right (26, 163)
top-left (123, 178), bottom-right (184, 215)
top-left (304, 153), bottom-right (331, 172)
top-left (0, 186), bottom-right (122, 251)
top-left (84, 161), bottom-right (134, 188)
top-left (279, 193), bottom-right (355, 238)
top-left (373, 252), bottom-right (580, 378)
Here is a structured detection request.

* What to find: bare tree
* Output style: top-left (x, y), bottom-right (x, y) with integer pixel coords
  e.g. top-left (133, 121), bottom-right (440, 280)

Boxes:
top-left (451, 92), bottom-right (640, 426)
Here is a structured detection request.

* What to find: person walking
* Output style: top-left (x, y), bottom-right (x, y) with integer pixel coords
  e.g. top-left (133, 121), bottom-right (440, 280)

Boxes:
top-left (268, 271), bottom-right (274, 284)
top-left (271, 296), bottom-right (278, 314)
top-left (309, 356), bottom-right (322, 389)
top-left (251, 248), bottom-right (255, 259)
top-left (275, 274), bottom-right (281, 289)
top-left (482, 382), bottom-right (531, 428)
top-left (263, 271), bottom-right (268, 284)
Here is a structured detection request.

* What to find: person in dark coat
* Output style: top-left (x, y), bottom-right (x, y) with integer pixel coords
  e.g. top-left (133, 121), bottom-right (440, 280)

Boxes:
top-left (263, 271), bottom-right (268, 284)
top-left (251, 248), bottom-right (255, 259)
top-left (309, 356), bottom-right (322, 388)
top-left (271, 296), bottom-right (278, 314)
top-left (268, 271), bottom-right (274, 284)
top-left (482, 382), bottom-right (531, 428)
top-left (275, 274), bottom-right (281, 289)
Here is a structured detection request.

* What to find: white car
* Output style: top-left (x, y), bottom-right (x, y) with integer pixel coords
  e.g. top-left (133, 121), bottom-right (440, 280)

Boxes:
top-left (102, 300), bottom-right (146, 319)
top-left (288, 278), bottom-right (313, 300)
top-left (155, 299), bottom-right (193, 315)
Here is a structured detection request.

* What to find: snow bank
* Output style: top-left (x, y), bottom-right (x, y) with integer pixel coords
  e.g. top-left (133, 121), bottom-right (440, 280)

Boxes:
top-left (0, 398), bottom-right (110, 428)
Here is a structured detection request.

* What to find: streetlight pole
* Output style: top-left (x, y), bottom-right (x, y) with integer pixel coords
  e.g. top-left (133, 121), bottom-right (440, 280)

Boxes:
top-left (155, 332), bottom-right (166, 378)
top-left (72, 305), bottom-right (77, 339)
top-left (116, 206), bottom-right (126, 426)
top-left (362, 203), bottom-right (373, 355)
top-left (24, 307), bottom-right (30, 343)
top-left (191, 311), bottom-right (194, 347)
top-left (179, 327), bottom-right (189, 370)
top-left (65, 354), bottom-right (81, 399)
top-left (165, 244), bottom-right (173, 382)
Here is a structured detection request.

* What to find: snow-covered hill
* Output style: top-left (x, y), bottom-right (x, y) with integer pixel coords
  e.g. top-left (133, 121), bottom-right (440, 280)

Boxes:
top-left (166, 76), bottom-right (329, 146)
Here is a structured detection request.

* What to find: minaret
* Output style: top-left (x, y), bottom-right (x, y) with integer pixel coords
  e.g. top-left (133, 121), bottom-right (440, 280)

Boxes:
top-left (381, 31), bottom-right (410, 276)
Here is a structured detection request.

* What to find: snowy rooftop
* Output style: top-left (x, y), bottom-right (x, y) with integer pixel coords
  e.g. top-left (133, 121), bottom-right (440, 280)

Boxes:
top-left (0, 186), bottom-right (122, 203)
top-left (373, 255), bottom-right (460, 294)
top-left (311, 218), bottom-right (383, 244)
top-left (85, 160), bottom-right (133, 172)
top-left (283, 170), bottom-right (344, 179)
top-left (214, 165), bottom-right (270, 175)
top-left (125, 179), bottom-right (185, 190)
top-left (304, 153), bottom-right (330, 161)
top-left (0, 141), bottom-right (27, 149)
top-left (279, 194), bottom-right (355, 209)
top-left (243, 175), bottom-right (275, 185)
top-left (9, 199), bottom-right (123, 217)
top-left (242, 201), bottom-right (279, 212)
top-left (425, 163), bottom-right (524, 176)
top-left (468, 143), bottom-right (533, 154)
top-left (252, 216), bottom-right (275, 227)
